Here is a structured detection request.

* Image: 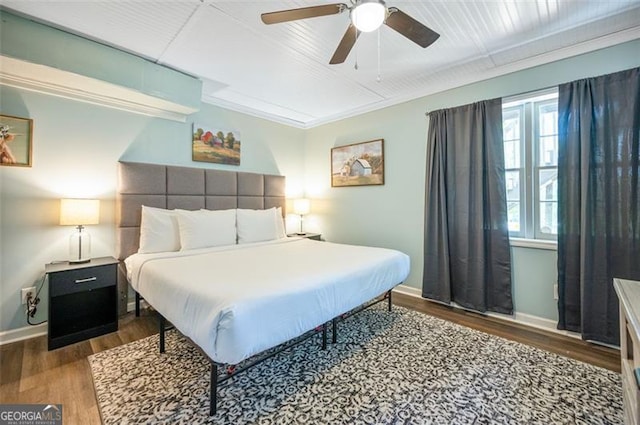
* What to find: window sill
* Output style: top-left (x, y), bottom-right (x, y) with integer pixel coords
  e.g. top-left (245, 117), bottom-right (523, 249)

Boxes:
top-left (509, 238), bottom-right (557, 250)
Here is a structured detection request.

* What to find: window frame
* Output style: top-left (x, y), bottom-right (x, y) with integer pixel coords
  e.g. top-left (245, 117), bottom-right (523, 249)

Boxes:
top-left (502, 104), bottom-right (526, 238)
top-left (502, 88), bottom-right (558, 242)
top-left (532, 98), bottom-right (559, 240)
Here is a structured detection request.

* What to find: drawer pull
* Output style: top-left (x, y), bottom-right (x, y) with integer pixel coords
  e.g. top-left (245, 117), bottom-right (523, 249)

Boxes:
top-left (75, 277), bottom-right (97, 284)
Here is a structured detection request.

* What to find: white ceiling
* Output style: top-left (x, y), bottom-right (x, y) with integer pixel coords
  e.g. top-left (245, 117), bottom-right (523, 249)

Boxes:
top-left (4, 1), bottom-right (640, 128)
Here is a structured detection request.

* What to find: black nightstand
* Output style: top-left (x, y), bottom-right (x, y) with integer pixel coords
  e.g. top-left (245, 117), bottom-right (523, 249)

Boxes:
top-left (46, 256), bottom-right (119, 350)
top-left (288, 233), bottom-right (322, 241)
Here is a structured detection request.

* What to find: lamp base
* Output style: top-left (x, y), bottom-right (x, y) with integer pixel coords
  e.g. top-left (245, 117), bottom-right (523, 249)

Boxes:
top-left (69, 227), bottom-right (92, 264)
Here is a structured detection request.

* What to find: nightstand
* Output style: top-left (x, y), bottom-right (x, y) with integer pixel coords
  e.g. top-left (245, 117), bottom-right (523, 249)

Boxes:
top-left (46, 256), bottom-right (119, 350)
top-left (288, 233), bottom-right (322, 241)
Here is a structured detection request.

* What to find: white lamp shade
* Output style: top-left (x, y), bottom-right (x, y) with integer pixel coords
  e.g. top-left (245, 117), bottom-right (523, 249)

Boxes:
top-left (351, 1), bottom-right (386, 32)
top-left (293, 198), bottom-right (311, 215)
top-left (60, 199), bottom-right (100, 226)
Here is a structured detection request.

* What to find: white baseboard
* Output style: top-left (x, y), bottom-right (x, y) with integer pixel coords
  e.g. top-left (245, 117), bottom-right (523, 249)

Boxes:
top-left (393, 285), bottom-right (422, 298)
top-left (393, 284), bottom-right (580, 339)
top-left (127, 299), bottom-right (149, 312)
top-left (0, 323), bottom-right (47, 346)
top-left (486, 311), bottom-right (580, 339)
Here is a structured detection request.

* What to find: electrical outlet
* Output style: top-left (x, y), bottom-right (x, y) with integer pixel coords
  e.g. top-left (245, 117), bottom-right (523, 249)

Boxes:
top-left (21, 287), bottom-right (36, 305)
top-left (553, 284), bottom-right (559, 300)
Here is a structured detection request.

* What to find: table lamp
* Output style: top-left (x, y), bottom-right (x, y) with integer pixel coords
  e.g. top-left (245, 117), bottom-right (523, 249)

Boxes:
top-left (60, 198), bottom-right (100, 263)
top-left (293, 198), bottom-right (311, 235)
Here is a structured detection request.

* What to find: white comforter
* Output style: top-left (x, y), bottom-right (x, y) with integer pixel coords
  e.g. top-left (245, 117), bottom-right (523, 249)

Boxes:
top-left (125, 238), bottom-right (410, 364)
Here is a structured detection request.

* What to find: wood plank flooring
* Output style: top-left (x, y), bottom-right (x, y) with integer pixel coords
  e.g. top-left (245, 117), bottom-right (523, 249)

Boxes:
top-left (0, 294), bottom-right (620, 424)
top-left (392, 292), bottom-right (620, 372)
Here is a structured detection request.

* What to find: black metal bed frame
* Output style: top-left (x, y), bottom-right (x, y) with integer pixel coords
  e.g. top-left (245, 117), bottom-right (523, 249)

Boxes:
top-left (154, 289), bottom-right (394, 416)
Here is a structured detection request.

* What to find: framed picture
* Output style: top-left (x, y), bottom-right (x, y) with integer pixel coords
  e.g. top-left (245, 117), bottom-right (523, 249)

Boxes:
top-left (1, 114), bottom-right (33, 167)
top-left (192, 124), bottom-right (241, 165)
top-left (331, 139), bottom-right (384, 187)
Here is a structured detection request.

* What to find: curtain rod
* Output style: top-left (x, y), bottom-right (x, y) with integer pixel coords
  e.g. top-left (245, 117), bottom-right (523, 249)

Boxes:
top-left (424, 85), bottom-right (558, 117)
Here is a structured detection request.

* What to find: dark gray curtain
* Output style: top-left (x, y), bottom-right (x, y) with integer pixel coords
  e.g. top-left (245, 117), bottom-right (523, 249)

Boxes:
top-left (422, 98), bottom-right (513, 314)
top-left (557, 67), bottom-right (640, 345)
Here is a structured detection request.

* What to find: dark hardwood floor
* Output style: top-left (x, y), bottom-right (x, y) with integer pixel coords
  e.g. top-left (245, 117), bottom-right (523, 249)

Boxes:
top-left (392, 292), bottom-right (620, 372)
top-left (0, 293), bottom-right (620, 424)
top-left (0, 313), bottom-right (158, 424)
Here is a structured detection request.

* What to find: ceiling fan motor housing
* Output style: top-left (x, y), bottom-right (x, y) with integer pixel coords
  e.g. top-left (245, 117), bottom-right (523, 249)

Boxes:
top-left (350, 0), bottom-right (387, 32)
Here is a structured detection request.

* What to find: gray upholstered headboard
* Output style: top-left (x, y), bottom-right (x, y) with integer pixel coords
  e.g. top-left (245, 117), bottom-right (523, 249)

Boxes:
top-left (116, 161), bottom-right (286, 260)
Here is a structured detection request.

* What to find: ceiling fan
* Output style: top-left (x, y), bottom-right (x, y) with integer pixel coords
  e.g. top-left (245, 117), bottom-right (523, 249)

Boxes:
top-left (261, 0), bottom-right (440, 65)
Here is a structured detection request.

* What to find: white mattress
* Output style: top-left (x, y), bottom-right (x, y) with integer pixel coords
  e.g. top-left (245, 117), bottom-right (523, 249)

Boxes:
top-left (125, 238), bottom-right (410, 364)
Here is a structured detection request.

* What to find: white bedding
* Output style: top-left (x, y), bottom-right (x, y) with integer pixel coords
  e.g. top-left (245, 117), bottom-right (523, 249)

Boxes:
top-left (125, 238), bottom-right (410, 364)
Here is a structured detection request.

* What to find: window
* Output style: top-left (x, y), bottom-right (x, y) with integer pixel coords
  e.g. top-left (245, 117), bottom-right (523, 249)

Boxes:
top-left (502, 90), bottom-right (558, 240)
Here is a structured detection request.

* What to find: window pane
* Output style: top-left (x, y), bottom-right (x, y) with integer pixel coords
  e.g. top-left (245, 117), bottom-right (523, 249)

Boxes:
top-left (538, 135), bottom-right (558, 166)
top-left (504, 140), bottom-right (520, 169)
top-left (505, 171), bottom-right (520, 201)
top-left (539, 201), bottom-right (558, 235)
top-left (538, 103), bottom-right (558, 136)
top-left (508, 202), bottom-right (520, 232)
top-left (538, 169), bottom-right (558, 201)
top-left (503, 109), bottom-right (520, 141)
top-left (503, 108), bottom-right (521, 169)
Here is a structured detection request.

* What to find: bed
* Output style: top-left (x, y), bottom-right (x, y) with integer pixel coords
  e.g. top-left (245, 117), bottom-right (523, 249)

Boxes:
top-left (116, 161), bottom-right (411, 414)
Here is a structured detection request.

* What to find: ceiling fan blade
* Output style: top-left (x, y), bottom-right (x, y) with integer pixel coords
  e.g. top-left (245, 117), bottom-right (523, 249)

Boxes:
top-left (330, 24), bottom-right (360, 64)
top-left (261, 4), bottom-right (347, 25)
top-left (385, 7), bottom-right (440, 48)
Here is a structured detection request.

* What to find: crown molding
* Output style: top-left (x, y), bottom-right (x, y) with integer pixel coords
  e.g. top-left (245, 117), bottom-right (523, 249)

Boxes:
top-left (0, 55), bottom-right (198, 122)
top-left (204, 26), bottom-right (640, 129)
top-left (304, 26), bottom-right (640, 128)
top-left (201, 94), bottom-right (310, 129)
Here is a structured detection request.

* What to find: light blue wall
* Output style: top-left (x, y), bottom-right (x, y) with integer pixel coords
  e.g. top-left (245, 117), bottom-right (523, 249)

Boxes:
top-left (511, 247), bottom-right (557, 320)
top-left (120, 103), bottom-right (305, 177)
top-left (303, 39), bottom-right (640, 321)
top-left (0, 11), bottom-right (201, 109)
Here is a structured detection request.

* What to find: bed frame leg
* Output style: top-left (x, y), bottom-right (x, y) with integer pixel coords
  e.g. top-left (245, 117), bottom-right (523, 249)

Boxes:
top-left (210, 362), bottom-right (218, 416)
top-left (159, 314), bottom-right (166, 353)
top-left (135, 291), bottom-right (141, 317)
top-left (322, 323), bottom-right (327, 350)
top-left (387, 290), bottom-right (392, 312)
top-left (332, 318), bottom-right (337, 344)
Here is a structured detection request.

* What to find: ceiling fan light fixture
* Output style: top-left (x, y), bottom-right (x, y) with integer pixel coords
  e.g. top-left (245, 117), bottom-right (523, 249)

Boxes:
top-left (350, 0), bottom-right (386, 32)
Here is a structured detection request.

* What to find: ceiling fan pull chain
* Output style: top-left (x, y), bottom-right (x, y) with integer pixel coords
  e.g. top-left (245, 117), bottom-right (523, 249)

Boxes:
top-left (355, 33), bottom-right (359, 70)
top-left (377, 26), bottom-right (382, 82)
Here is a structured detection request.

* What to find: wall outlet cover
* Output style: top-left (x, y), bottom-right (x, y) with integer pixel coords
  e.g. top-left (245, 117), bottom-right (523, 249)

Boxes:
top-left (21, 287), bottom-right (36, 305)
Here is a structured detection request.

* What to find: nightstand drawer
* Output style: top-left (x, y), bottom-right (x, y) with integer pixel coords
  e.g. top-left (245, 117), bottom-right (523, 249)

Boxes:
top-left (49, 264), bottom-right (116, 297)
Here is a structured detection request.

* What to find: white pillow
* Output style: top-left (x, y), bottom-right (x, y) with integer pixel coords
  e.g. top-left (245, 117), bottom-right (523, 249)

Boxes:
top-left (237, 208), bottom-right (280, 244)
top-left (176, 209), bottom-right (236, 250)
top-left (138, 206), bottom-right (180, 254)
top-left (275, 207), bottom-right (286, 239)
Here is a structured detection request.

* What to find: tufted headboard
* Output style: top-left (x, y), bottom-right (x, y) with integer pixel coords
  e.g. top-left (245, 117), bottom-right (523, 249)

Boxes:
top-left (116, 161), bottom-right (286, 260)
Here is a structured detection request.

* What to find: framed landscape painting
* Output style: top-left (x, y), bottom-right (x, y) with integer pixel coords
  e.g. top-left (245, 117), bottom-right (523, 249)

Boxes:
top-left (0, 114), bottom-right (33, 167)
top-left (331, 139), bottom-right (384, 187)
top-left (192, 124), bottom-right (241, 165)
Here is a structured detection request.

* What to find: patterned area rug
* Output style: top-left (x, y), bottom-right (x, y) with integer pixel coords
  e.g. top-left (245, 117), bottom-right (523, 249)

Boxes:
top-left (88, 306), bottom-right (622, 424)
